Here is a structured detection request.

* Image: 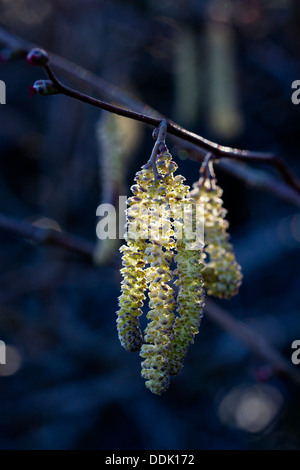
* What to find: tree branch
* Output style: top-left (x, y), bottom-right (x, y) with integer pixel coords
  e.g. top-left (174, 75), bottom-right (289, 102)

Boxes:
top-left (204, 298), bottom-right (300, 387)
top-left (218, 159), bottom-right (300, 207)
top-left (40, 59), bottom-right (300, 194)
top-left (1, 26), bottom-right (300, 203)
top-left (0, 213), bottom-right (94, 260)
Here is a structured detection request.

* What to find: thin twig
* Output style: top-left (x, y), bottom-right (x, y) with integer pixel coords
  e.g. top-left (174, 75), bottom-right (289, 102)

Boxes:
top-left (218, 159), bottom-right (300, 207)
top-left (1, 26), bottom-right (300, 202)
top-left (148, 120), bottom-right (168, 179)
top-left (0, 213), bottom-right (94, 260)
top-left (41, 60), bottom-right (300, 194)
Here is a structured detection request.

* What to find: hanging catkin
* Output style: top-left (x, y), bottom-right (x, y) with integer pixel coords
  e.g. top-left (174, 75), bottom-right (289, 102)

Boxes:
top-left (139, 147), bottom-right (206, 392)
top-left (139, 151), bottom-right (177, 395)
top-left (167, 171), bottom-right (206, 377)
top-left (116, 166), bottom-right (150, 353)
top-left (192, 177), bottom-right (242, 299)
top-left (116, 123), bottom-right (242, 395)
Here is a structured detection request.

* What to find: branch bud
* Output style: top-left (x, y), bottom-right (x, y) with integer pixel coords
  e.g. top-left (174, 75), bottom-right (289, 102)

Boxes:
top-left (26, 48), bottom-right (49, 66)
top-left (29, 80), bottom-right (58, 97)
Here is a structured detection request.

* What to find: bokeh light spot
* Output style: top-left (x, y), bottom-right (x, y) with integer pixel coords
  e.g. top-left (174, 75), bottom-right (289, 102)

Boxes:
top-left (218, 384), bottom-right (283, 433)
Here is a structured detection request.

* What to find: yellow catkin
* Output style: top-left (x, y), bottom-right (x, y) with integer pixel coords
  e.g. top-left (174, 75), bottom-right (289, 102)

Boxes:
top-left (116, 165), bottom-right (152, 352)
top-left (193, 178), bottom-right (242, 299)
top-left (117, 137), bottom-right (241, 393)
top-left (139, 152), bottom-right (177, 395)
top-left (167, 176), bottom-right (206, 377)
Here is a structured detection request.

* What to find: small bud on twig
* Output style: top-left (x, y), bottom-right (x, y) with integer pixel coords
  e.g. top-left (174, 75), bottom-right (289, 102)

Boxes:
top-left (26, 48), bottom-right (49, 66)
top-left (29, 79), bottom-right (58, 97)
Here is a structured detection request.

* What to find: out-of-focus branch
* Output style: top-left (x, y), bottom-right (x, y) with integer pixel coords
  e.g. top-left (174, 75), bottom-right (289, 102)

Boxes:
top-left (1, 26), bottom-right (300, 200)
top-left (204, 298), bottom-right (300, 387)
top-left (0, 211), bottom-right (299, 387)
top-left (0, 213), bottom-right (94, 260)
top-left (218, 160), bottom-right (300, 207)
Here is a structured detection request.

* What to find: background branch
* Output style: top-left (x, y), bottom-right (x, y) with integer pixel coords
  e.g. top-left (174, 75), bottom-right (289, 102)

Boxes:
top-left (204, 299), bottom-right (300, 387)
top-left (0, 211), bottom-right (299, 388)
top-left (219, 160), bottom-right (300, 207)
top-left (0, 213), bottom-right (94, 260)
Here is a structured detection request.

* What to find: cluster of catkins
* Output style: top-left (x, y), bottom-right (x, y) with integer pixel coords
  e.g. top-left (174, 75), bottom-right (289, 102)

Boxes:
top-left (117, 144), bottom-right (242, 395)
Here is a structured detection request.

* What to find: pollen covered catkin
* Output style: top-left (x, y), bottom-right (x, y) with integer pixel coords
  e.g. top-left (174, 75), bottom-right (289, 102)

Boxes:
top-left (116, 165), bottom-right (152, 352)
top-left (139, 153), bottom-right (177, 395)
top-left (167, 176), bottom-right (206, 376)
top-left (117, 241), bottom-right (146, 352)
top-left (141, 236), bottom-right (175, 394)
top-left (193, 178), bottom-right (242, 299)
top-left (117, 129), bottom-right (242, 394)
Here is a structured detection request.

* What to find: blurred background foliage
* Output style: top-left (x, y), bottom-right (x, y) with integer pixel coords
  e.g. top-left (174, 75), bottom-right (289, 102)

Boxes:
top-left (0, 0), bottom-right (300, 450)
